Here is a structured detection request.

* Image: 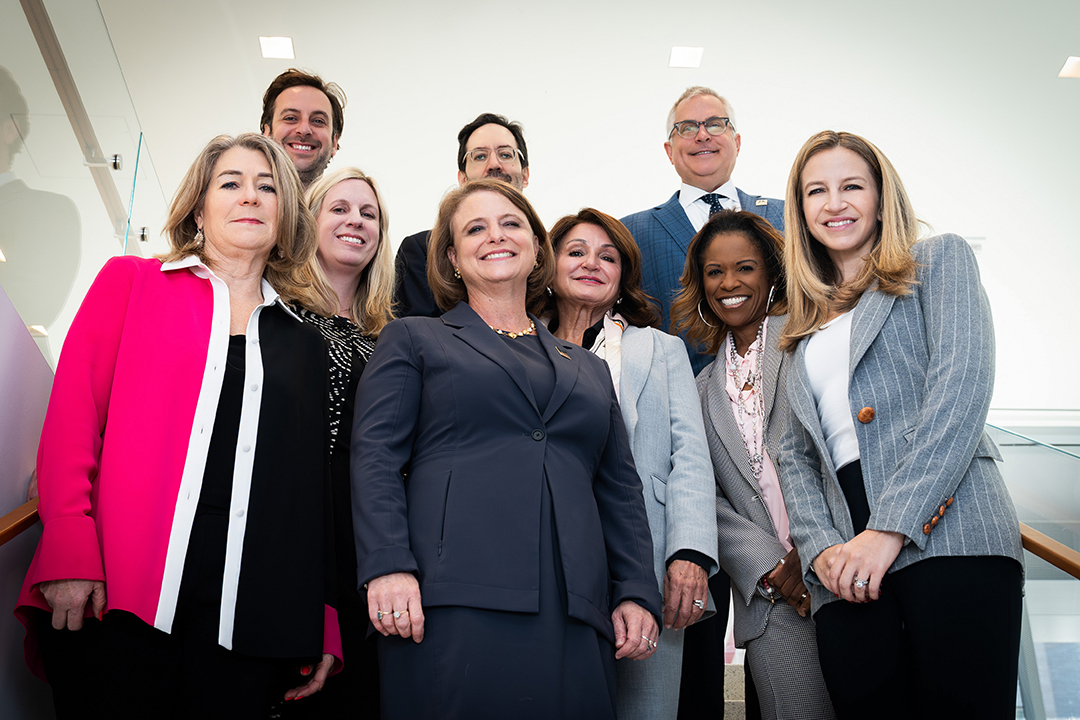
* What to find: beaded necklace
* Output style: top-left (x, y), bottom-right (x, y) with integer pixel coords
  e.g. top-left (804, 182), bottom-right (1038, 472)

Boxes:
top-left (726, 316), bottom-right (768, 480)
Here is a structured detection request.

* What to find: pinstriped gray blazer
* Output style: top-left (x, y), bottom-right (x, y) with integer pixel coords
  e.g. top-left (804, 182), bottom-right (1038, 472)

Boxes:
top-left (697, 315), bottom-right (796, 647)
top-left (778, 235), bottom-right (1024, 615)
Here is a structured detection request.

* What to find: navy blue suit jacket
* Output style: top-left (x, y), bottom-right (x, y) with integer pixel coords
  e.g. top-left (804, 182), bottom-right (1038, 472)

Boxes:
top-left (350, 302), bottom-right (662, 642)
top-left (392, 230), bottom-right (439, 318)
top-left (621, 187), bottom-right (784, 375)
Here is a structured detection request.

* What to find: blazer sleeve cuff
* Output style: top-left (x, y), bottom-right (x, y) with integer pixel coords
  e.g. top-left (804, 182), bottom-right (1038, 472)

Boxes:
top-left (611, 578), bottom-right (664, 621)
top-left (30, 515), bottom-right (104, 586)
top-left (357, 546), bottom-right (419, 589)
top-left (323, 604), bottom-right (343, 675)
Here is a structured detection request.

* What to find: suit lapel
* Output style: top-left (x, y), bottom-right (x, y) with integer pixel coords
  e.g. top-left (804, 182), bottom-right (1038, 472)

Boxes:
top-left (443, 303), bottom-right (540, 416)
top-left (617, 326), bottom-right (652, 444)
top-left (849, 286), bottom-right (895, 377)
top-left (654, 192), bottom-right (696, 254)
top-left (705, 359), bottom-right (758, 489)
top-left (761, 315), bottom-right (786, 427)
top-left (534, 318), bottom-right (580, 423)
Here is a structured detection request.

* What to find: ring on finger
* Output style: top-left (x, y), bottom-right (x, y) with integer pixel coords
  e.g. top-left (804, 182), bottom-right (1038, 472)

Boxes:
top-left (853, 577), bottom-right (869, 589)
top-left (393, 610), bottom-right (408, 619)
top-left (693, 599), bottom-right (706, 610)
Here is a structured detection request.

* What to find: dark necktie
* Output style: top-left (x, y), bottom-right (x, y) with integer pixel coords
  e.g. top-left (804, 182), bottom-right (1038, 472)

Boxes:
top-left (701, 193), bottom-right (727, 217)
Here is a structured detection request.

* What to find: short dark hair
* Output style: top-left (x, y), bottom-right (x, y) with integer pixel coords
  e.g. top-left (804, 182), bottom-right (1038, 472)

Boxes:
top-left (260, 69), bottom-right (346, 142)
top-left (0, 66), bottom-right (29, 154)
top-left (671, 210), bottom-right (787, 354)
top-left (543, 208), bottom-right (661, 330)
top-left (456, 113), bottom-right (528, 173)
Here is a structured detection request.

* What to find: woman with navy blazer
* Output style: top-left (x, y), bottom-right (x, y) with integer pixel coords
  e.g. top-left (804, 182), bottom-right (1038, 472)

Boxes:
top-left (351, 180), bottom-right (662, 719)
top-left (541, 208), bottom-right (718, 720)
top-left (778, 131), bottom-right (1024, 719)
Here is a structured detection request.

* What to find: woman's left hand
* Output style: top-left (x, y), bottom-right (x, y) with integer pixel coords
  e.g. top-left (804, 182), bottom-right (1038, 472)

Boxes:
top-left (823, 529), bottom-right (904, 603)
top-left (283, 653), bottom-right (335, 701)
top-left (663, 559), bottom-right (709, 630)
top-left (612, 600), bottom-right (660, 661)
top-left (766, 547), bottom-right (812, 617)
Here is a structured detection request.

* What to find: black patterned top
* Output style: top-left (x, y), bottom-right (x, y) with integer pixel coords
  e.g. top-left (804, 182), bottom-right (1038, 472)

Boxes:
top-left (296, 307), bottom-right (377, 456)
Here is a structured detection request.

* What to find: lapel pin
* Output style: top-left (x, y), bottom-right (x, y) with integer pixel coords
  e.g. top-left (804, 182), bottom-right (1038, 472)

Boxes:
top-left (755, 199), bottom-right (768, 206)
top-left (556, 346), bottom-right (572, 360)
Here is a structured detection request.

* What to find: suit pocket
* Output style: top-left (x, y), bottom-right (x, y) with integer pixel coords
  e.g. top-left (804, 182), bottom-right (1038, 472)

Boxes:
top-left (651, 474), bottom-right (667, 505)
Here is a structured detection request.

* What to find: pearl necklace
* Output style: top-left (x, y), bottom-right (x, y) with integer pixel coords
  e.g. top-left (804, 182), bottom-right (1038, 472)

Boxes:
top-left (489, 319), bottom-right (536, 339)
top-left (727, 316), bottom-right (767, 480)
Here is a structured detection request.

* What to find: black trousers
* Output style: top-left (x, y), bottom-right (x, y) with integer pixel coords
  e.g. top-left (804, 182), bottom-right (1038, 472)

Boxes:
top-left (814, 555), bottom-right (1023, 720)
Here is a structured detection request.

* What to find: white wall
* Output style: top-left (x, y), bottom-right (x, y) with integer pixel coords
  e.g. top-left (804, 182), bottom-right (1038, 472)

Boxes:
top-left (95, 0), bottom-right (1080, 410)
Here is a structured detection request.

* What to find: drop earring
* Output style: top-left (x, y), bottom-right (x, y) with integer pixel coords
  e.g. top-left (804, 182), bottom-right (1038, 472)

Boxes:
top-left (697, 300), bottom-right (716, 328)
top-left (194, 228), bottom-right (204, 247)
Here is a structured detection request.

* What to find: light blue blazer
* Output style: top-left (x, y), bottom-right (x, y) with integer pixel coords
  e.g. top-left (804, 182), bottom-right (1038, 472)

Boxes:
top-left (614, 325), bottom-right (717, 720)
top-left (779, 235), bottom-right (1024, 615)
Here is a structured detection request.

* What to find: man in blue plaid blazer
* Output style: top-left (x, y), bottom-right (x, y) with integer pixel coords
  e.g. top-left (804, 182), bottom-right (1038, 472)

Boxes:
top-left (621, 87), bottom-right (784, 377)
top-left (621, 87), bottom-right (783, 720)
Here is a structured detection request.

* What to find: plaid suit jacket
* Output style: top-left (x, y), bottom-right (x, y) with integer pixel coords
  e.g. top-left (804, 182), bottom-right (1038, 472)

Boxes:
top-left (621, 188), bottom-right (784, 375)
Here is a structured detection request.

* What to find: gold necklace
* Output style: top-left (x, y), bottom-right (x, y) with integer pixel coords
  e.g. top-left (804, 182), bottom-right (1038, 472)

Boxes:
top-left (489, 319), bottom-right (536, 339)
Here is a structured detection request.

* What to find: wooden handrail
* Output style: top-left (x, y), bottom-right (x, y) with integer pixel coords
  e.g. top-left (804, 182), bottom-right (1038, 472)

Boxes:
top-left (1, 504), bottom-right (1078, 580)
top-left (0, 498), bottom-right (39, 547)
top-left (1021, 522), bottom-right (1080, 580)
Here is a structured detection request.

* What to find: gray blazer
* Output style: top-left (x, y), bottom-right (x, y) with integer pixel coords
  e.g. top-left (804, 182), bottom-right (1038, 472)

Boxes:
top-left (615, 325), bottom-right (718, 720)
top-left (697, 315), bottom-right (793, 647)
top-left (779, 235), bottom-right (1024, 615)
top-left (620, 325), bottom-right (719, 588)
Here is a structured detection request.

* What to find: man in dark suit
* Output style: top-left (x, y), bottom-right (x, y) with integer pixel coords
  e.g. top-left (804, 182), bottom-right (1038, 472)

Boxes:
top-left (622, 87), bottom-right (782, 720)
top-left (260, 68), bottom-right (346, 189)
top-left (622, 87), bottom-right (784, 376)
top-left (393, 112), bottom-right (529, 317)
top-left (0, 66), bottom-right (80, 365)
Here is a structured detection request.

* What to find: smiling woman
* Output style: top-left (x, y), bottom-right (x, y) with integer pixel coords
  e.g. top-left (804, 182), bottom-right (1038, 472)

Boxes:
top-left (284, 167), bottom-right (396, 717)
top-left (15, 133), bottom-right (343, 717)
top-left (351, 181), bottom-right (663, 719)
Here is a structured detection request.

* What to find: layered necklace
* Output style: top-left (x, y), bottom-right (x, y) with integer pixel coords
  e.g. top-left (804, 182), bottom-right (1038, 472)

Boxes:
top-left (726, 316), bottom-right (768, 480)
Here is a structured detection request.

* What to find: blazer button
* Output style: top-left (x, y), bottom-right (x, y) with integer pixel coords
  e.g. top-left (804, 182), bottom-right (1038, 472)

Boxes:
top-left (931, 516), bottom-right (939, 526)
top-left (531, 429), bottom-right (545, 441)
top-left (923, 523), bottom-right (932, 535)
top-left (938, 506), bottom-right (946, 517)
top-left (946, 497), bottom-right (955, 507)
top-left (857, 407), bottom-right (875, 423)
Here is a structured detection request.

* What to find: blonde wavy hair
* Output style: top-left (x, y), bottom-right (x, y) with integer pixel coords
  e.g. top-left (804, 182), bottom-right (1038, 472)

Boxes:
top-left (300, 168), bottom-right (395, 336)
top-left (160, 133), bottom-right (317, 307)
top-left (779, 130), bottom-right (921, 352)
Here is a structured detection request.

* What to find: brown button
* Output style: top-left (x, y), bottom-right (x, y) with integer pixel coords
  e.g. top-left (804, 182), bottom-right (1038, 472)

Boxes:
top-left (923, 523), bottom-right (932, 535)
top-left (946, 497), bottom-right (955, 507)
top-left (858, 407), bottom-right (875, 423)
top-left (938, 506), bottom-right (946, 517)
top-left (931, 516), bottom-right (939, 526)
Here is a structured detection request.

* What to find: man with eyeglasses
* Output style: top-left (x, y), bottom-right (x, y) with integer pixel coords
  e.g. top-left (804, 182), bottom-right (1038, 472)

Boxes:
top-left (622, 86), bottom-right (781, 720)
top-left (622, 87), bottom-right (784, 376)
top-left (394, 112), bottom-right (529, 317)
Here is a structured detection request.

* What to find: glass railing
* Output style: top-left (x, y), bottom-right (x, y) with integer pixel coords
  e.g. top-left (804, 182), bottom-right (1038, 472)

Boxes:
top-left (988, 424), bottom-right (1080, 720)
top-left (1, 0), bottom-right (167, 368)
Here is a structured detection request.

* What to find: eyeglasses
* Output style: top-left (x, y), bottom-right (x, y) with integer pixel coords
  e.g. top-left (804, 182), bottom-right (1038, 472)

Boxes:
top-left (462, 146), bottom-right (524, 166)
top-left (669, 117), bottom-right (734, 140)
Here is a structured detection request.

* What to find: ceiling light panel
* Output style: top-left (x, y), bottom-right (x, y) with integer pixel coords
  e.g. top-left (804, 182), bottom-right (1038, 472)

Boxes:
top-left (260, 37), bottom-right (295, 60)
top-left (669, 47), bottom-right (704, 68)
top-left (1059, 57), bottom-right (1080, 78)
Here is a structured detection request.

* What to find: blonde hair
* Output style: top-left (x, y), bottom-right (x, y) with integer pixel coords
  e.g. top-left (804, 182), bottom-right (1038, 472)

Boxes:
top-left (301, 168), bottom-right (395, 336)
top-left (779, 130), bottom-right (921, 352)
top-left (160, 133), bottom-right (317, 305)
top-left (427, 179), bottom-right (554, 316)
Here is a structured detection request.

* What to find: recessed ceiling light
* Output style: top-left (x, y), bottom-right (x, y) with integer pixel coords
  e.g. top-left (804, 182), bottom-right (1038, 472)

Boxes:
top-left (260, 37), bottom-right (295, 60)
top-left (0, 247), bottom-right (6, 262)
top-left (669, 47), bottom-right (704, 68)
top-left (27, 325), bottom-right (48, 337)
top-left (1059, 56), bottom-right (1080, 78)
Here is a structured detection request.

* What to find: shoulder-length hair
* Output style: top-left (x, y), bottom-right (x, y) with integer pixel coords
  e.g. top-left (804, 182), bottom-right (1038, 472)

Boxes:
top-left (779, 130), bottom-right (920, 352)
top-left (541, 208), bottom-right (661, 330)
top-left (671, 210), bottom-right (787, 355)
top-left (160, 133), bottom-right (317, 304)
top-left (427, 179), bottom-right (554, 315)
top-left (299, 168), bottom-right (395, 336)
